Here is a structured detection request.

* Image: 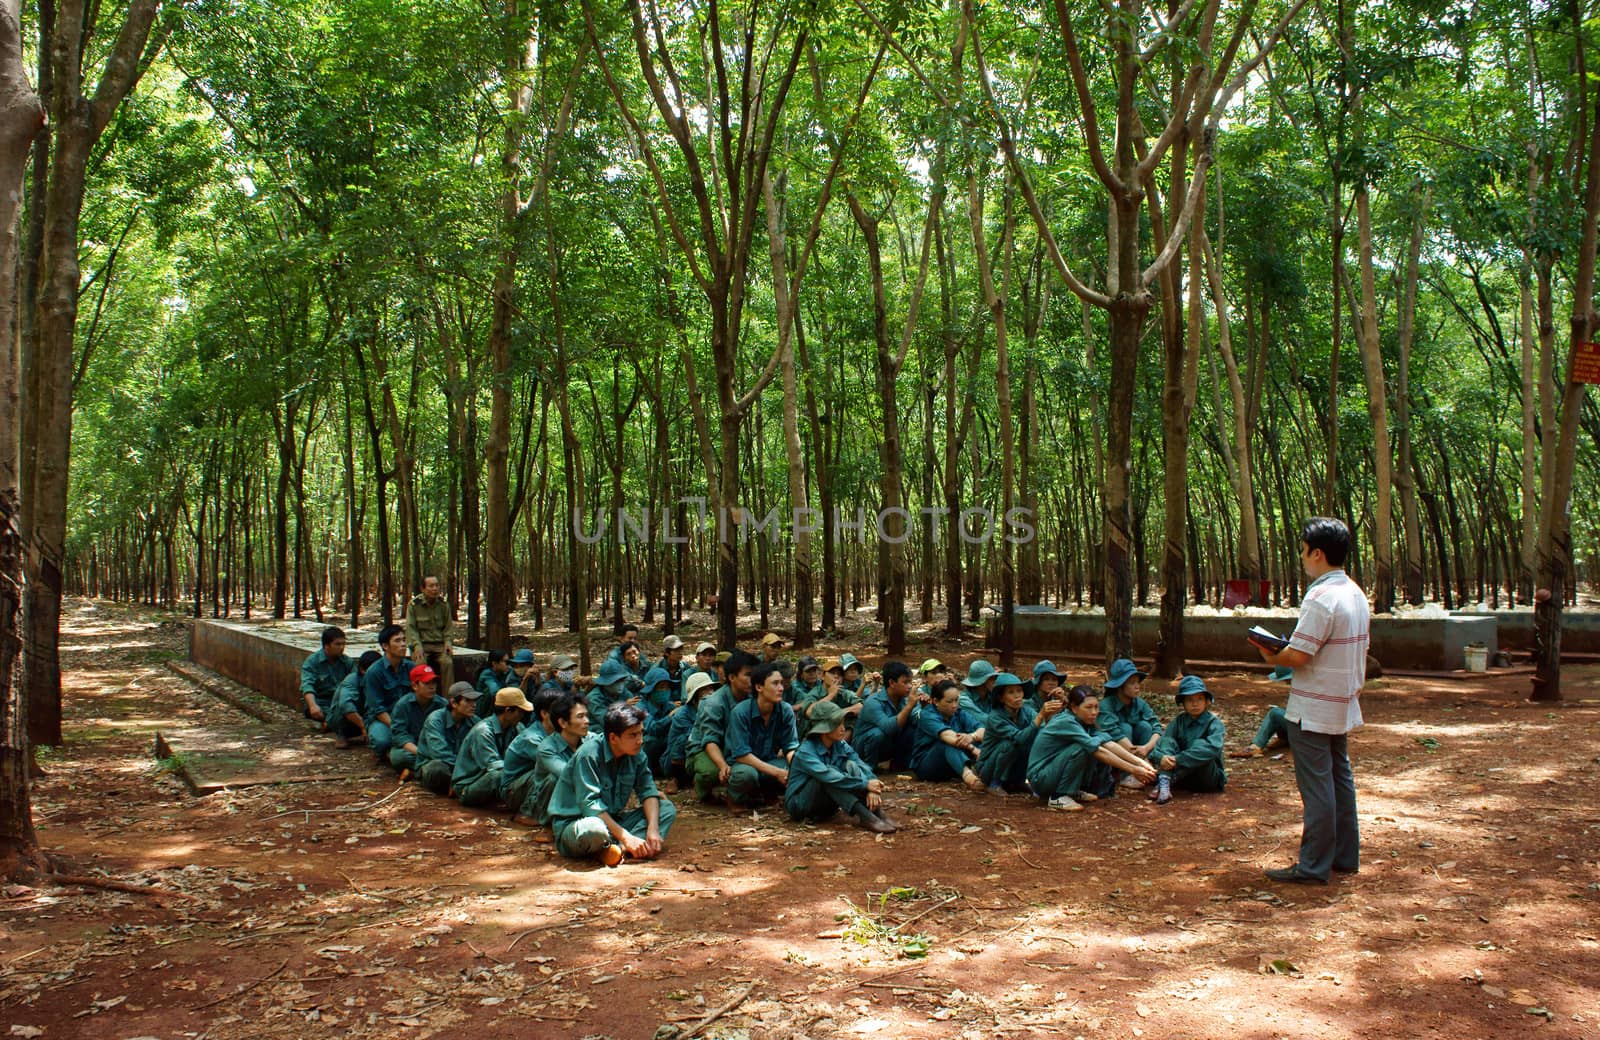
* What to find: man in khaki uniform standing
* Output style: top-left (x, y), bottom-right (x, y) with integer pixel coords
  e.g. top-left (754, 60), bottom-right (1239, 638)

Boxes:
top-left (405, 575), bottom-right (454, 686)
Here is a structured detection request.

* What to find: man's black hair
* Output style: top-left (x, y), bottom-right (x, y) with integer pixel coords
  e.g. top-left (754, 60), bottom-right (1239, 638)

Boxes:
top-left (604, 701), bottom-right (648, 737)
top-left (883, 661), bottom-right (912, 684)
top-left (377, 624), bottom-right (404, 647)
top-left (1302, 517), bottom-right (1352, 567)
top-left (750, 661), bottom-right (784, 691)
top-left (725, 650), bottom-right (759, 678)
top-left (551, 692), bottom-right (585, 728)
top-left (532, 685), bottom-right (563, 723)
top-left (321, 626), bottom-right (346, 647)
top-left (488, 649), bottom-right (507, 665)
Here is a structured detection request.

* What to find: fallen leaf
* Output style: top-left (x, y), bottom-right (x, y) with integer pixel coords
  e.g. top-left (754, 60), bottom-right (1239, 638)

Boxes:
top-left (1509, 990), bottom-right (1538, 1006)
top-left (9, 1028), bottom-right (43, 1039)
top-left (959, 826), bottom-right (982, 834)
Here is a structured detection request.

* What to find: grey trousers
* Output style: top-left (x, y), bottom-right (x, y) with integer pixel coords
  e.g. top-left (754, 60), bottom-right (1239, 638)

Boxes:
top-left (1286, 720), bottom-right (1359, 879)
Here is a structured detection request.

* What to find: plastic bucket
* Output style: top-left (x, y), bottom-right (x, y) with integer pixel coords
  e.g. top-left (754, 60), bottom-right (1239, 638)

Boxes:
top-left (1463, 644), bottom-right (1488, 672)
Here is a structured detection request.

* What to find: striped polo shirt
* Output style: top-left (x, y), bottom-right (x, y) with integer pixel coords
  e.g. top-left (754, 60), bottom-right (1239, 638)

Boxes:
top-left (1284, 569), bottom-right (1371, 735)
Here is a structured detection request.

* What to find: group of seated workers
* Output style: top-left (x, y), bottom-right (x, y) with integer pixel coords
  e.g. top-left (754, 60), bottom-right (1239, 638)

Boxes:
top-left (299, 612), bottom-right (1234, 865)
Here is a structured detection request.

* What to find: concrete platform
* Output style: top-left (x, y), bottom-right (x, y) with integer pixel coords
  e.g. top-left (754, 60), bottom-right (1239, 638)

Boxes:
top-left (1455, 609), bottom-right (1600, 654)
top-left (190, 618), bottom-right (487, 712)
top-left (987, 608), bottom-right (1498, 671)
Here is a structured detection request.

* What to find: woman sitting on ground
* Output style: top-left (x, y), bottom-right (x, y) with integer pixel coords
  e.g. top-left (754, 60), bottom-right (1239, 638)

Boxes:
top-left (1026, 685), bottom-right (1158, 811)
top-left (910, 679), bottom-right (986, 792)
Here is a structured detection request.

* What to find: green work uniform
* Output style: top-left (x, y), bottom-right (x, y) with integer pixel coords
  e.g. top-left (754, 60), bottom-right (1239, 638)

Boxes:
top-left (784, 736), bottom-right (874, 822)
top-left (725, 697), bottom-right (800, 806)
top-left (1027, 713), bottom-right (1114, 800)
top-left (522, 729), bottom-right (580, 824)
top-left (548, 733), bottom-right (677, 860)
top-left (387, 693), bottom-right (445, 772)
top-left (501, 723), bottom-right (552, 818)
top-left (1097, 692), bottom-right (1164, 750)
top-left (686, 684), bottom-right (745, 801)
top-left (452, 716), bottom-right (522, 807)
top-left (416, 710), bottom-right (475, 794)
top-left (1151, 711), bottom-right (1227, 792)
top-left (977, 704), bottom-right (1042, 791)
top-left (300, 648), bottom-right (354, 722)
top-left (328, 671), bottom-right (366, 740)
top-left (474, 666), bottom-right (511, 718)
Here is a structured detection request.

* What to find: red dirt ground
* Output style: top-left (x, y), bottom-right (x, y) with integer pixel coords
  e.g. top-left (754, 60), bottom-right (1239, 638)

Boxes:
top-left (2, 599), bottom-right (1598, 1039)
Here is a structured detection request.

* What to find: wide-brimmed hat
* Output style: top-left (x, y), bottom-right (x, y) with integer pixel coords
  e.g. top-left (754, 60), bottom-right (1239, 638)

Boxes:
top-left (961, 660), bottom-right (998, 687)
top-left (807, 699), bottom-right (848, 736)
top-left (1104, 657), bottom-right (1148, 690)
top-left (1032, 660), bottom-right (1067, 682)
top-left (596, 658), bottom-right (635, 690)
top-left (1175, 674), bottom-right (1214, 702)
top-left (993, 672), bottom-right (1024, 689)
top-left (683, 672), bottom-right (716, 703)
top-left (641, 665), bottom-right (674, 692)
top-left (494, 687), bottom-right (534, 711)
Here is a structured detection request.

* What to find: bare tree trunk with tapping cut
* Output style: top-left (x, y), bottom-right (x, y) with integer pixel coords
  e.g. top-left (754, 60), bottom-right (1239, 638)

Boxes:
top-left (1204, 231), bottom-right (1261, 588)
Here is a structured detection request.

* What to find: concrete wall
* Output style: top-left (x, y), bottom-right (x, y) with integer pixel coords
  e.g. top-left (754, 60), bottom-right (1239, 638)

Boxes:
top-left (987, 609), bottom-right (1498, 671)
top-left (190, 619), bottom-right (487, 711)
top-left (1455, 609), bottom-right (1600, 654)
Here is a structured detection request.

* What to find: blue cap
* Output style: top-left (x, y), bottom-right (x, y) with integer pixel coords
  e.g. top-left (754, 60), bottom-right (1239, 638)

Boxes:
top-left (962, 660), bottom-right (998, 687)
top-left (1032, 660), bottom-right (1067, 682)
top-left (596, 658), bottom-right (634, 691)
top-left (993, 672), bottom-right (1024, 689)
top-left (641, 665), bottom-right (674, 692)
top-left (510, 648), bottom-right (535, 665)
top-left (1267, 666), bottom-right (1293, 683)
top-left (839, 652), bottom-right (862, 672)
top-left (1104, 657), bottom-right (1147, 690)
top-left (1175, 674), bottom-right (1213, 701)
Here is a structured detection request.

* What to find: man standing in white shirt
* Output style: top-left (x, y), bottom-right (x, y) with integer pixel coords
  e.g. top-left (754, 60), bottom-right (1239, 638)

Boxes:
top-left (1251, 517), bottom-right (1370, 884)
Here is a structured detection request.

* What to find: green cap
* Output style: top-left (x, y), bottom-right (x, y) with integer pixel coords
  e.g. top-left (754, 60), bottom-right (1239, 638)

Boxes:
top-left (918, 658), bottom-right (943, 675)
top-left (807, 699), bottom-right (847, 736)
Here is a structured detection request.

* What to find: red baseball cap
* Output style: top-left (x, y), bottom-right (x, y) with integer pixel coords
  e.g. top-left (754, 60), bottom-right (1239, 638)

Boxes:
top-left (409, 664), bottom-right (438, 685)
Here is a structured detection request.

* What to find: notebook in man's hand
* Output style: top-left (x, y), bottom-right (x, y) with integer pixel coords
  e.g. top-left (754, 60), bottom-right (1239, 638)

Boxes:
top-left (1247, 625), bottom-right (1289, 652)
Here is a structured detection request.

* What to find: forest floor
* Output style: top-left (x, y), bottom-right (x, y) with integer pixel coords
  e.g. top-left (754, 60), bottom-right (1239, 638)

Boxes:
top-left (2, 599), bottom-right (1599, 1040)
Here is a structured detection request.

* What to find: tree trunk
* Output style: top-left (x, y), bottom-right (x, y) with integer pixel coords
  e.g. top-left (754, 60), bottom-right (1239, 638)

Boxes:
top-left (1353, 182), bottom-right (1395, 612)
top-left (1531, 59), bottom-right (1600, 701)
top-left (1394, 189), bottom-right (1428, 606)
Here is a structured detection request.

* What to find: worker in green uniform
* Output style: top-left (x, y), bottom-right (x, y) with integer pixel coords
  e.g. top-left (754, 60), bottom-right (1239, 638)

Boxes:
top-left (1027, 685), bottom-right (1158, 811)
top-left (453, 686), bottom-right (532, 808)
top-left (1097, 659), bottom-right (1164, 783)
top-left (788, 656), bottom-right (823, 706)
top-left (588, 657), bottom-right (642, 725)
top-left (300, 627), bottom-right (353, 730)
top-left (388, 664), bottom-right (444, 776)
top-left (417, 683), bottom-right (478, 795)
top-left (1023, 660), bottom-right (1069, 713)
top-left (363, 625), bottom-right (412, 757)
top-left (852, 660), bottom-right (920, 770)
top-left (726, 662), bottom-right (800, 807)
top-left (978, 672), bottom-right (1062, 793)
top-left (329, 649), bottom-right (381, 748)
top-left (474, 650), bottom-right (513, 716)
top-left (686, 650), bottom-right (757, 808)
top-left (547, 702), bottom-right (676, 866)
top-left (513, 693), bottom-right (589, 831)
top-left (958, 659), bottom-right (999, 717)
top-left (404, 575), bottom-right (453, 686)
top-left (663, 673), bottom-right (715, 786)
top-left (1149, 674), bottom-right (1227, 804)
top-left (783, 700), bottom-right (895, 833)
top-left (911, 679), bottom-right (985, 791)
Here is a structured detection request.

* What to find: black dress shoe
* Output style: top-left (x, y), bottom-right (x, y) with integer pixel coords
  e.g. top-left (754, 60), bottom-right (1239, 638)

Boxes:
top-left (1333, 865), bottom-right (1359, 875)
top-left (1264, 865), bottom-right (1328, 885)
